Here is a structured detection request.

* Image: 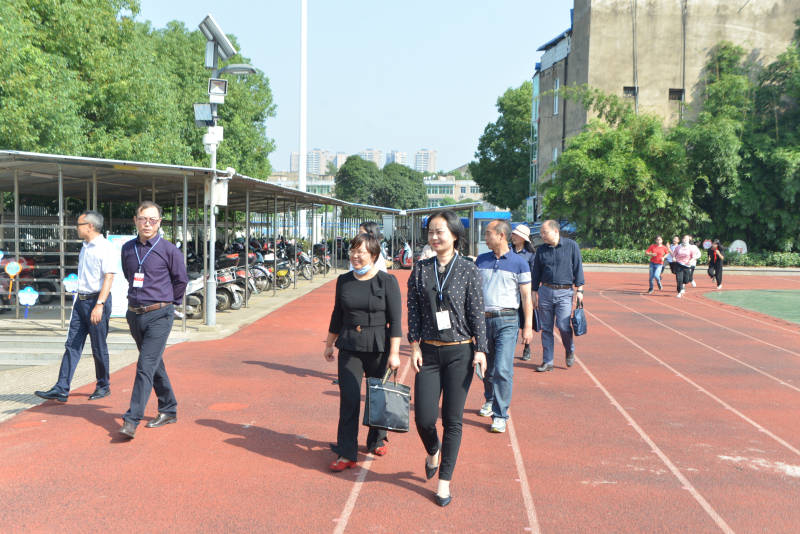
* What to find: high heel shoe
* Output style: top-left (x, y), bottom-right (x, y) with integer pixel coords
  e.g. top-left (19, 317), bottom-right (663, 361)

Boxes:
top-left (425, 451), bottom-right (440, 480)
top-left (329, 458), bottom-right (357, 472)
top-left (435, 493), bottom-right (452, 507)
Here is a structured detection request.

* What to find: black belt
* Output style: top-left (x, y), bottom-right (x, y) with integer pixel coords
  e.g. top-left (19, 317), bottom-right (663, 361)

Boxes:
top-left (542, 283), bottom-right (572, 290)
top-left (77, 292), bottom-right (99, 300)
top-left (485, 309), bottom-right (517, 318)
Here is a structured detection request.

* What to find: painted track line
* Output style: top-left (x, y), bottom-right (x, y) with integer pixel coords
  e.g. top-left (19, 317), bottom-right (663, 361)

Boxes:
top-left (575, 356), bottom-right (735, 534)
top-left (333, 356), bottom-right (413, 534)
top-left (599, 292), bottom-right (800, 394)
top-left (654, 295), bottom-right (800, 357)
top-left (690, 292), bottom-right (800, 336)
top-left (582, 310), bottom-right (800, 457)
top-left (507, 414), bottom-right (541, 534)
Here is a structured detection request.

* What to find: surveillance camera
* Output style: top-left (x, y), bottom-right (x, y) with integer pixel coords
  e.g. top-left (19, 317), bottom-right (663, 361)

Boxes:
top-left (225, 167), bottom-right (235, 178)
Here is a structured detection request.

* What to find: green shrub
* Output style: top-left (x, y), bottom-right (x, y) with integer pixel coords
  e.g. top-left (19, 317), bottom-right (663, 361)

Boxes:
top-left (580, 248), bottom-right (800, 267)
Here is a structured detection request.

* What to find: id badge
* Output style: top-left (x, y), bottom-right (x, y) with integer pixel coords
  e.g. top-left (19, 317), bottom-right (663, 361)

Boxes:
top-left (435, 310), bottom-right (452, 331)
top-left (133, 272), bottom-right (144, 288)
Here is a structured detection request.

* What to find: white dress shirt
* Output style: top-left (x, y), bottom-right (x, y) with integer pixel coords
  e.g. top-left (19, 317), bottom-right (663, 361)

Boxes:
top-left (77, 235), bottom-right (118, 294)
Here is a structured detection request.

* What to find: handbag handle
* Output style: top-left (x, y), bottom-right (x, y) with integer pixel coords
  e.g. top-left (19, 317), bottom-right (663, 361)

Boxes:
top-left (382, 368), bottom-right (397, 385)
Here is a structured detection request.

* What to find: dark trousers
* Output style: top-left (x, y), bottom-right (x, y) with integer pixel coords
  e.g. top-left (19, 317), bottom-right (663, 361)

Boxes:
top-left (711, 260), bottom-right (723, 286)
top-left (414, 342), bottom-right (473, 481)
top-left (123, 304), bottom-right (176, 426)
top-left (55, 296), bottom-right (112, 394)
top-left (675, 264), bottom-right (691, 292)
top-left (333, 349), bottom-right (388, 462)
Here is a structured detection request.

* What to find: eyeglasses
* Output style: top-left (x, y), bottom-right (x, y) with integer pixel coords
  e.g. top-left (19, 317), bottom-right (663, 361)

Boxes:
top-left (349, 249), bottom-right (371, 256)
top-left (76, 222), bottom-right (91, 226)
top-left (136, 217), bottom-right (161, 226)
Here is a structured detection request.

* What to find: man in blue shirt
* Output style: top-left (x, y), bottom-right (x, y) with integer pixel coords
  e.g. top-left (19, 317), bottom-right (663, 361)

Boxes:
top-left (530, 220), bottom-right (585, 372)
top-left (476, 220), bottom-right (533, 433)
top-left (119, 201), bottom-right (187, 439)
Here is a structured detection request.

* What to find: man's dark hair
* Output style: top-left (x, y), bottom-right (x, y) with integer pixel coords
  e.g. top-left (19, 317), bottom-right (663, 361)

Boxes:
top-left (79, 210), bottom-right (104, 232)
top-left (492, 219), bottom-right (511, 240)
top-left (542, 219), bottom-right (560, 233)
top-left (136, 200), bottom-right (163, 217)
top-left (428, 210), bottom-right (466, 250)
top-left (350, 233), bottom-right (381, 262)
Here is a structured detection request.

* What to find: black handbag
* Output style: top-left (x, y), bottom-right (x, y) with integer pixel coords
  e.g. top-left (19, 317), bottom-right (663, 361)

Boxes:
top-left (571, 302), bottom-right (587, 336)
top-left (533, 308), bottom-right (541, 332)
top-left (363, 369), bottom-right (410, 433)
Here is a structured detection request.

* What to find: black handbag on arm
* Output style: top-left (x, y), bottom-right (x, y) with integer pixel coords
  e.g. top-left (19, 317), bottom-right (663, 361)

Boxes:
top-left (363, 369), bottom-right (410, 432)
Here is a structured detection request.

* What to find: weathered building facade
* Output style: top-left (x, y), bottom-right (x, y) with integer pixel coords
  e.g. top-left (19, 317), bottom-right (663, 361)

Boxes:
top-left (531, 0), bottom-right (800, 217)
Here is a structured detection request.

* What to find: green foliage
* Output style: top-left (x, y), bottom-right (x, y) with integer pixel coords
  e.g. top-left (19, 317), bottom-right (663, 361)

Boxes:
top-left (0, 0), bottom-right (275, 176)
top-left (469, 81), bottom-right (532, 210)
top-left (374, 163), bottom-right (427, 209)
top-left (543, 108), bottom-right (695, 248)
top-left (334, 156), bottom-right (382, 206)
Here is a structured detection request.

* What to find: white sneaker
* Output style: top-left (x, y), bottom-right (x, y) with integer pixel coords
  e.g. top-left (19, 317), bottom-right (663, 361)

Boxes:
top-left (691, 280), bottom-right (696, 287)
top-left (676, 292), bottom-right (682, 298)
top-left (717, 285), bottom-right (722, 290)
top-left (490, 417), bottom-right (507, 433)
top-left (479, 402), bottom-right (493, 417)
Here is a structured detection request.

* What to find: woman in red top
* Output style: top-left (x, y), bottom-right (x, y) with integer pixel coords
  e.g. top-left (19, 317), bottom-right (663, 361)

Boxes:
top-left (708, 239), bottom-right (725, 289)
top-left (645, 236), bottom-right (670, 294)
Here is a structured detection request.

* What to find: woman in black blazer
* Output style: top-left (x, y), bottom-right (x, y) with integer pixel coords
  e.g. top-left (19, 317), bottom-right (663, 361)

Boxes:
top-left (324, 233), bottom-right (402, 471)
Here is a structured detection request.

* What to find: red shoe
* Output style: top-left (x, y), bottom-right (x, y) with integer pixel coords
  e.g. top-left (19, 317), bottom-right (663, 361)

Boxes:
top-left (329, 458), bottom-right (357, 472)
top-left (372, 445), bottom-right (388, 457)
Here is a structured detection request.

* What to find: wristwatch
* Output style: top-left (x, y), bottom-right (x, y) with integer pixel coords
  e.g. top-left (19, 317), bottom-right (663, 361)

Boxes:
top-left (576, 289), bottom-right (584, 294)
top-left (96, 301), bottom-right (105, 306)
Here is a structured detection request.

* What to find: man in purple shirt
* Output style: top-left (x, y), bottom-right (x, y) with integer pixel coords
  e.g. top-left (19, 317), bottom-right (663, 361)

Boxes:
top-left (119, 201), bottom-right (188, 439)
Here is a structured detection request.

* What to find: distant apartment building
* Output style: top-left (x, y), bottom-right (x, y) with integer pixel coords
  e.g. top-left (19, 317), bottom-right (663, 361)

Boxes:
top-left (333, 152), bottom-right (348, 170)
top-left (358, 148), bottom-right (384, 168)
top-left (414, 149), bottom-right (437, 173)
top-left (532, 0), bottom-right (800, 214)
top-left (424, 173), bottom-right (483, 208)
top-left (386, 150), bottom-right (409, 167)
top-left (289, 149), bottom-right (348, 174)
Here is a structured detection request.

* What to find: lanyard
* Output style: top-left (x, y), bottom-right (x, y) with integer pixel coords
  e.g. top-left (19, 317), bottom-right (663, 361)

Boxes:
top-left (434, 253), bottom-right (457, 304)
top-left (134, 235), bottom-right (162, 273)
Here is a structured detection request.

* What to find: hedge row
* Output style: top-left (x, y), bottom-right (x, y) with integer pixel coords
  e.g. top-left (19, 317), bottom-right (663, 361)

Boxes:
top-left (580, 249), bottom-right (800, 268)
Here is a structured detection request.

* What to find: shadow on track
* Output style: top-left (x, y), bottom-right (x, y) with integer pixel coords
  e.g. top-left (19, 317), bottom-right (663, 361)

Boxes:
top-left (242, 360), bottom-right (337, 381)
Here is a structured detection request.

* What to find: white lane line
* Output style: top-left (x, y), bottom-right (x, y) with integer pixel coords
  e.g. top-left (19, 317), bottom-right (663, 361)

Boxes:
top-left (507, 414), bottom-right (541, 534)
top-left (688, 292), bottom-right (800, 336)
top-left (653, 296), bottom-right (800, 357)
top-left (599, 292), bottom-right (800, 393)
top-left (581, 311), bottom-right (800, 457)
top-left (333, 356), bottom-right (412, 534)
top-left (575, 356), bottom-right (735, 534)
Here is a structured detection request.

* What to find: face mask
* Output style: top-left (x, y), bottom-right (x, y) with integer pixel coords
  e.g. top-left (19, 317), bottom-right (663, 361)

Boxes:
top-left (353, 264), bottom-right (372, 275)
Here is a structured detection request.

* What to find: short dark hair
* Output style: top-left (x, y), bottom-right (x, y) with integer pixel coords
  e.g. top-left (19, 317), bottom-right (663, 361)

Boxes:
top-left (491, 219), bottom-right (511, 239)
top-left (542, 219), bottom-right (560, 232)
top-left (359, 221), bottom-right (382, 241)
top-left (428, 210), bottom-right (466, 250)
top-left (350, 233), bottom-right (381, 262)
top-left (136, 200), bottom-right (163, 217)
top-left (79, 210), bottom-right (104, 232)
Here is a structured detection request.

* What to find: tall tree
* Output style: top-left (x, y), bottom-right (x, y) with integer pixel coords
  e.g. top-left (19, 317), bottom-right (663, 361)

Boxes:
top-left (469, 81), bottom-right (532, 209)
top-left (373, 163), bottom-right (426, 209)
top-left (334, 156), bottom-right (382, 205)
top-left (544, 93), bottom-right (695, 248)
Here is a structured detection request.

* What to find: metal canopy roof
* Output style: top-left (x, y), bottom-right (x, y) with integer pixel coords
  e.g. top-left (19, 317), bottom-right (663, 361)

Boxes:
top-left (0, 151), bottom-right (483, 216)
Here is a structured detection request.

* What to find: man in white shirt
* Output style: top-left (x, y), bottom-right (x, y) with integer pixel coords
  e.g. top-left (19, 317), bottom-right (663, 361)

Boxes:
top-left (35, 211), bottom-right (117, 402)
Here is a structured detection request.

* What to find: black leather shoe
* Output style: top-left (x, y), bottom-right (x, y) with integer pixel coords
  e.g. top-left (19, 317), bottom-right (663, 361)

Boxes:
top-left (425, 459), bottom-right (439, 480)
top-left (88, 388), bottom-right (110, 401)
top-left (146, 413), bottom-right (177, 428)
top-left (34, 388), bottom-right (67, 402)
top-left (119, 420), bottom-right (137, 439)
top-left (435, 494), bottom-right (452, 507)
top-left (566, 352), bottom-right (575, 367)
top-left (535, 363), bottom-right (553, 372)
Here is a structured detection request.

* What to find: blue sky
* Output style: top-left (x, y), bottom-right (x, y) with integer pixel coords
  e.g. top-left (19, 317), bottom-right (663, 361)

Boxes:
top-left (137, 0), bottom-right (573, 172)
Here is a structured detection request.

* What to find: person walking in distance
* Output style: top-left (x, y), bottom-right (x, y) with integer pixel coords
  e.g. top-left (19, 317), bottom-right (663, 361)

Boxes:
top-left (324, 233), bottom-right (402, 471)
top-left (708, 239), bottom-right (724, 289)
top-left (118, 201), bottom-right (188, 439)
top-left (510, 224), bottom-right (536, 361)
top-left (686, 236), bottom-right (702, 288)
top-left (531, 220), bottom-right (585, 372)
top-left (672, 235), bottom-right (695, 298)
top-left (476, 220), bottom-right (533, 434)
top-left (35, 211), bottom-right (116, 403)
top-left (407, 210), bottom-right (488, 507)
top-left (645, 235), bottom-right (670, 294)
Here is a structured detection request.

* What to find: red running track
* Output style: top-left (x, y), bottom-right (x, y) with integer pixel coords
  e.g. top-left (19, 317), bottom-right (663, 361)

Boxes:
top-left (1, 270), bottom-right (799, 533)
